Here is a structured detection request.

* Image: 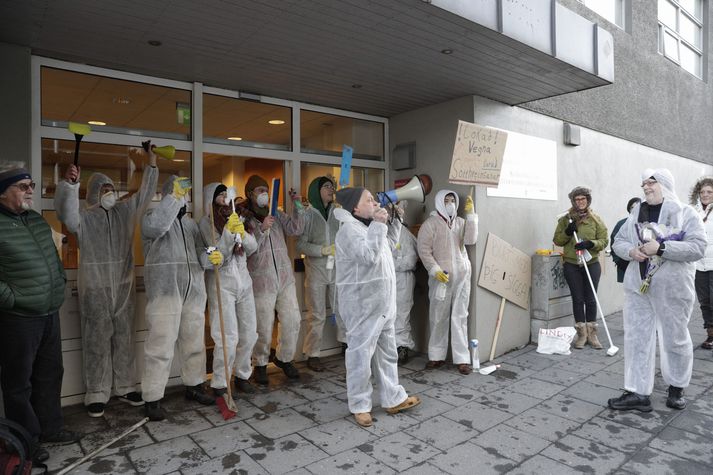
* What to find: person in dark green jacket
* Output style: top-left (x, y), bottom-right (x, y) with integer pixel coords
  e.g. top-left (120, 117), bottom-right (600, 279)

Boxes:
top-left (0, 167), bottom-right (78, 464)
top-left (553, 186), bottom-right (609, 350)
top-left (611, 197), bottom-right (641, 283)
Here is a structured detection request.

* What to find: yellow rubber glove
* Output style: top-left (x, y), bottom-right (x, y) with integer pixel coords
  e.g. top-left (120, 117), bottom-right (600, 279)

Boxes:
top-left (226, 212), bottom-right (245, 238)
top-left (435, 270), bottom-right (449, 283)
top-left (464, 195), bottom-right (474, 214)
top-left (395, 243), bottom-right (402, 250)
top-left (208, 249), bottom-right (223, 266)
top-left (321, 244), bottom-right (335, 256)
top-left (172, 177), bottom-right (192, 199)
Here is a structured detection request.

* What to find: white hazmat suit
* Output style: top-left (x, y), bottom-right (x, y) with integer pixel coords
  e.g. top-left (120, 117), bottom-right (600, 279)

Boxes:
top-left (199, 184), bottom-right (258, 389)
top-left (140, 176), bottom-right (211, 402)
top-left (392, 225), bottom-right (418, 350)
top-left (334, 208), bottom-right (407, 414)
top-left (612, 169), bottom-right (705, 395)
top-left (54, 165), bottom-right (158, 405)
top-left (417, 190), bottom-right (478, 364)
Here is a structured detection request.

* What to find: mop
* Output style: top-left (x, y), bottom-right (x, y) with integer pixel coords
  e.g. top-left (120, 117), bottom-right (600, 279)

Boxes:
top-left (570, 219), bottom-right (619, 356)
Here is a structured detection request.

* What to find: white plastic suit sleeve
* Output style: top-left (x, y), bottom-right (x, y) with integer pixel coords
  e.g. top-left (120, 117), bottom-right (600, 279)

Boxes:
top-left (54, 180), bottom-right (82, 236)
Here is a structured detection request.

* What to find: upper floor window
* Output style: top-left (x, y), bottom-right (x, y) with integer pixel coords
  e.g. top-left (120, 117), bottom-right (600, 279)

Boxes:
top-left (658, 0), bottom-right (705, 78)
top-left (579, 0), bottom-right (627, 30)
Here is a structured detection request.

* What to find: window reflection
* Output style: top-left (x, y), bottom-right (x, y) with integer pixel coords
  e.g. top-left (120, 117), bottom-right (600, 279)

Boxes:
top-left (300, 162), bottom-right (384, 198)
top-left (301, 111), bottom-right (384, 161)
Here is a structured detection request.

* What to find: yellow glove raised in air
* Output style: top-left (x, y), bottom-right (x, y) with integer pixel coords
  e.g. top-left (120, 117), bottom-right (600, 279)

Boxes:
top-left (321, 244), bottom-right (335, 256)
top-left (172, 177), bottom-right (192, 199)
top-left (464, 195), bottom-right (474, 214)
top-left (435, 270), bottom-right (449, 283)
top-left (226, 212), bottom-right (245, 238)
top-left (208, 249), bottom-right (223, 266)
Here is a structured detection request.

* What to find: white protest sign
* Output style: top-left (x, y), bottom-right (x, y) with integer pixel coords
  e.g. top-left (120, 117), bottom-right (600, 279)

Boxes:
top-left (478, 233), bottom-right (531, 309)
top-left (448, 121), bottom-right (508, 186)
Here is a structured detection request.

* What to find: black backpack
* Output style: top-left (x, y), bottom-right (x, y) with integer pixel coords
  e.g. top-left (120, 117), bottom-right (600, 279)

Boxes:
top-left (0, 418), bottom-right (45, 475)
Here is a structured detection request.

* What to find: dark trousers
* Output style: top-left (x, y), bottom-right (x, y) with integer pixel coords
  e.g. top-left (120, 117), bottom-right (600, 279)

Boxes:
top-left (695, 270), bottom-right (713, 328)
top-left (0, 312), bottom-right (64, 441)
top-left (563, 261), bottom-right (601, 323)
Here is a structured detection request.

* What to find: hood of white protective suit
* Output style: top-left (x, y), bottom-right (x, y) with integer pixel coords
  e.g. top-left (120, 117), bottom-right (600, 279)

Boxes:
top-left (86, 173), bottom-right (114, 207)
top-left (161, 175), bottom-right (178, 198)
top-left (203, 182), bottom-right (221, 215)
top-left (434, 189), bottom-right (459, 220)
top-left (333, 207), bottom-right (356, 224)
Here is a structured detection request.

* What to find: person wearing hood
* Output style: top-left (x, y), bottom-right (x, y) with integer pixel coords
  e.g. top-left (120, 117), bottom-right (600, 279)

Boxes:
top-left (140, 175), bottom-right (220, 421)
top-left (334, 187), bottom-right (420, 427)
top-left (391, 202), bottom-right (419, 364)
top-left (610, 169), bottom-right (705, 412)
top-left (689, 177), bottom-right (713, 350)
top-left (54, 147), bottom-right (159, 417)
top-left (416, 190), bottom-right (478, 374)
top-left (199, 183), bottom-right (259, 396)
top-left (296, 176), bottom-right (346, 372)
top-left (553, 186), bottom-right (609, 350)
top-left (243, 175), bottom-right (304, 384)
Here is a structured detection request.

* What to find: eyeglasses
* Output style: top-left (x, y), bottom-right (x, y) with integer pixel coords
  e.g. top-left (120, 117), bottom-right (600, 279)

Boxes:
top-left (641, 180), bottom-right (658, 188)
top-left (573, 197), bottom-right (588, 202)
top-left (321, 183), bottom-right (335, 190)
top-left (10, 182), bottom-right (36, 192)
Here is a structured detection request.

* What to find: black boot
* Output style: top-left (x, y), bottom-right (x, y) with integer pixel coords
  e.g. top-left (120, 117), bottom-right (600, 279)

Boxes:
top-left (253, 365), bottom-right (269, 385)
top-left (274, 358), bottom-right (300, 379)
top-left (185, 383), bottom-right (215, 405)
top-left (397, 346), bottom-right (409, 364)
top-left (307, 357), bottom-right (324, 372)
top-left (666, 385), bottom-right (686, 410)
top-left (235, 377), bottom-right (257, 394)
top-left (607, 391), bottom-right (652, 412)
top-left (145, 400), bottom-right (167, 421)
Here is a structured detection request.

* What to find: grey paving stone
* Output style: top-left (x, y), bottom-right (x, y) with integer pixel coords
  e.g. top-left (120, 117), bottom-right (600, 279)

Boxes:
top-left (652, 376), bottom-right (708, 398)
top-left (128, 435), bottom-right (209, 475)
top-left (442, 400), bottom-right (513, 432)
top-left (501, 353), bottom-right (557, 371)
top-left (400, 354), bottom-right (430, 372)
top-left (421, 384), bottom-right (484, 407)
top-left (293, 396), bottom-right (351, 424)
top-left (531, 366), bottom-right (585, 387)
top-left (561, 380), bottom-right (621, 406)
top-left (357, 431), bottom-right (442, 472)
top-left (568, 417), bottom-right (651, 454)
top-left (428, 441), bottom-right (517, 474)
top-left (536, 393), bottom-right (606, 423)
top-left (67, 453), bottom-right (137, 474)
top-left (286, 379), bottom-right (348, 401)
top-left (477, 390), bottom-right (542, 415)
top-left (405, 414), bottom-right (479, 451)
top-left (300, 418), bottom-right (374, 455)
top-left (456, 371), bottom-right (519, 394)
top-left (649, 426), bottom-right (713, 465)
top-left (191, 419), bottom-right (269, 457)
top-left (507, 454), bottom-right (576, 475)
top-left (504, 407), bottom-right (580, 442)
top-left (472, 424), bottom-right (551, 463)
top-left (552, 357), bottom-right (610, 375)
top-left (618, 446), bottom-right (712, 475)
top-left (305, 447), bottom-right (395, 475)
top-left (397, 373), bottom-right (436, 394)
top-left (248, 388), bottom-right (310, 414)
top-left (143, 409), bottom-right (213, 442)
top-left (689, 357), bottom-right (713, 375)
top-left (689, 391), bottom-right (713, 413)
top-left (345, 409), bottom-right (420, 437)
top-left (584, 370), bottom-right (624, 390)
top-left (177, 450), bottom-right (269, 474)
top-left (245, 407), bottom-right (316, 439)
top-left (399, 462), bottom-right (446, 474)
top-left (244, 433), bottom-right (328, 474)
top-left (600, 398), bottom-right (680, 433)
top-left (541, 434), bottom-right (627, 473)
top-left (399, 393), bottom-right (455, 421)
top-left (79, 424), bottom-right (153, 457)
top-left (507, 377), bottom-right (568, 400)
top-left (403, 368), bottom-right (462, 386)
top-left (195, 399), bottom-right (266, 426)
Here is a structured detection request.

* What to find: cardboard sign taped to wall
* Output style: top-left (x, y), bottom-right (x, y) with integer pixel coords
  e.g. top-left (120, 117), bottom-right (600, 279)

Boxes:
top-left (448, 120), bottom-right (508, 186)
top-left (478, 233), bottom-right (531, 309)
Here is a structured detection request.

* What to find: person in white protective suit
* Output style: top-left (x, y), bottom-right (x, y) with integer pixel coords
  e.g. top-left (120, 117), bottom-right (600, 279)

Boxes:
top-left (391, 203), bottom-right (419, 364)
top-left (243, 175), bottom-right (304, 385)
top-left (334, 187), bottom-right (421, 428)
top-left (297, 176), bottom-right (347, 372)
top-left (417, 190), bottom-right (478, 374)
top-left (199, 183), bottom-right (259, 396)
top-left (610, 169), bottom-right (705, 412)
top-left (140, 176), bottom-right (221, 421)
top-left (54, 146), bottom-right (158, 418)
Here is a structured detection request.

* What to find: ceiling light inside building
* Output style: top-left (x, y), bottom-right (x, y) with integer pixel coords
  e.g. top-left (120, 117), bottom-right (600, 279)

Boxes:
top-left (88, 120), bottom-right (106, 126)
top-left (113, 97), bottom-right (131, 105)
top-left (441, 49), bottom-right (454, 55)
top-left (351, 84), bottom-right (362, 89)
top-left (148, 40), bottom-right (162, 47)
top-left (227, 137), bottom-right (243, 141)
top-left (268, 120), bottom-right (285, 125)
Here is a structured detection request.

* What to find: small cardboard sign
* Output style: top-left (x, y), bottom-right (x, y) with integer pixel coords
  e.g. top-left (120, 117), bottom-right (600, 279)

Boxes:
top-left (448, 121), bottom-right (508, 186)
top-left (478, 233), bottom-right (531, 309)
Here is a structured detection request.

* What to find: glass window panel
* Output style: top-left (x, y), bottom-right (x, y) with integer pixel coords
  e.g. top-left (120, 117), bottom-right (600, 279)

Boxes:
top-left (582, 0), bottom-right (624, 28)
top-left (679, 12), bottom-right (702, 48)
top-left (203, 153), bottom-right (285, 205)
top-left (678, 0), bottom-right (702, 20)
top-left (203, 95), bottom-right (292, 150)
top-left (658, 0), bottom-right (678, 28)
top-left (300, 162), bottom-right (384, 201)
top-left (41, 67), bottom-right (191, 139)
top-left (663, 30), bottom-right (680, 62)
top-left (680, 43), bottom-right (702, 77)
top-left (301, 111), bottom-right (384, 161)
top-left (40, 138), bottom-right (190, 201)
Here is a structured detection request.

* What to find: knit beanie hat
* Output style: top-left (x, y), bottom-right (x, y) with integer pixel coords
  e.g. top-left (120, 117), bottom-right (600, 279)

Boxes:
top-left (0, 168), bottom-right (31, 195)
top-left (245, 175), bottom-right (268, 196)
top-left (336, 187), bottom-right (365, 215)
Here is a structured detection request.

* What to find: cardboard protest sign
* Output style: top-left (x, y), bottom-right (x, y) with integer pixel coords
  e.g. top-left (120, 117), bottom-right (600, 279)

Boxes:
top-left (449, 121), bottom-right (508, 186)
top-left (478, 233), bottom-right (531, 309)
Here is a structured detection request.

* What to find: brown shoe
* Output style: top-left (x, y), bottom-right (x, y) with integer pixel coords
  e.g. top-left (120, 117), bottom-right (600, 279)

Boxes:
top-left (386, 395), bottom-right (421, 414)
top-left (702, 327), bottom-right (713, 349)
top-left (586, 322), bottom-right (603, 349)
top-left (425, 360), bottom-right (445, 369)
top-left (458, 364), bottom-right (472, 375)
top-left (354, 412), bottom-right (373, 427)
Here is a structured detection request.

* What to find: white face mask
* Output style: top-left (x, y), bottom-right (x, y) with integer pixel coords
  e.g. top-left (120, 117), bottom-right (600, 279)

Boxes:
top-left (445, 202), bottom-right (456, 217)
top-left (100, 191), bottom-right (117, 210)
top-left (256, 192), bottom-right (269, 208)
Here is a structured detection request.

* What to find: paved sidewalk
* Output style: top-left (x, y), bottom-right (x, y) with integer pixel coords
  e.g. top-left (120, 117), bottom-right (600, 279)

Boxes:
top-left (45, 311), bottom-right (713, 474)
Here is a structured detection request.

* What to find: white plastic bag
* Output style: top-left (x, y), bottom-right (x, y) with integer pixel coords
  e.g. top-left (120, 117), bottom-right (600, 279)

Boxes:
top-left (536, 326), bottom-right (576, 355)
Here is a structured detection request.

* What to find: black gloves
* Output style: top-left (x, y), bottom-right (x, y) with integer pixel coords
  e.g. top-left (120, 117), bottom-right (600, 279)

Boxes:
top-left (564, 221), bottom-right (577, 236)
top-left (574, 240), bottom-right (594, 250)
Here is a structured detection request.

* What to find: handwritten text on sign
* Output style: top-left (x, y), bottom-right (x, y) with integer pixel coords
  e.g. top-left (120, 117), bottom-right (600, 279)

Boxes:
top-left (449, 121), bottom-right (508, 186)
top-left (478, 233), bottom-right (531, 309)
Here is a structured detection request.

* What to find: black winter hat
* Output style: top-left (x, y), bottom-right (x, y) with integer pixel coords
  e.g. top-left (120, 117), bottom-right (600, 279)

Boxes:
top-left (336, 187), bottom-right (365, 215)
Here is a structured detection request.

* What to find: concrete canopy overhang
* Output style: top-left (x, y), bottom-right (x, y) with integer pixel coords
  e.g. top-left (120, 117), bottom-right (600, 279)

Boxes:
top-left (0, 0), bottom-right (613, 117)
